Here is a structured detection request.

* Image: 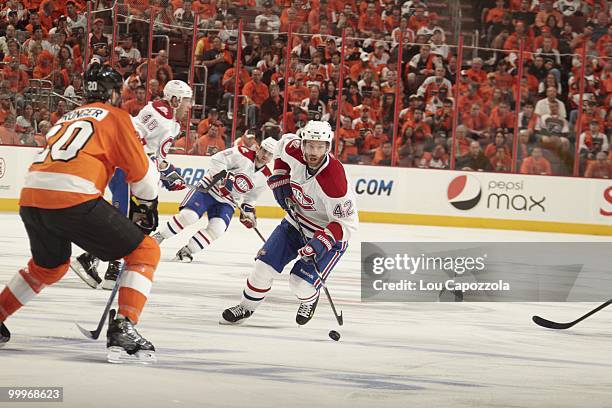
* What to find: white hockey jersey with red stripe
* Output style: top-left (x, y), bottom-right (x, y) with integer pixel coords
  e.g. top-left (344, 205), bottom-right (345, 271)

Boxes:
top-left (131, 100), bottom-right (180, 161)
top-left (200, 145), bottom-right (272, 208)
top-left (275, 135), bottom-right (358, 242)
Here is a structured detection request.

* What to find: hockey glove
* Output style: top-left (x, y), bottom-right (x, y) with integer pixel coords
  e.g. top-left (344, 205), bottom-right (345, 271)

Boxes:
top-left (298, 231), bottom-right (334, 263)
top-left (129, 196), bottom-right (159, 235)
top-left (217, 172), bottom-right (235, 198)
top-left (239, 203), bottom-right (257, 229)
top-left (159, 163), bottom-right (186, 191)
top-left (267, 174), bottom-right (293, 211)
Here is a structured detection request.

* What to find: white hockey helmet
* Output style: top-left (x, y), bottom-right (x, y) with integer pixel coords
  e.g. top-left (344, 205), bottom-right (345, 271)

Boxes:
top-left (300, 120), bottom-right (333, 153)
top-left (163, 80), bottom-right (193, 101)
top-left (260, 137), bottom-right (278, 154)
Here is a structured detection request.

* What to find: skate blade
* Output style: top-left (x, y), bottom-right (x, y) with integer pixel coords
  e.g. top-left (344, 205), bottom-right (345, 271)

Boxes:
top-left (218, 318), bottom-right (246, 325)
top-left (101, 280), bottom-right (116, 291)
top-left (172, 256), bottom-right (192, 263)
top-left (107, 347), bottom-right (156, 364)
top-left (69, 262), bottom-right (99, 289)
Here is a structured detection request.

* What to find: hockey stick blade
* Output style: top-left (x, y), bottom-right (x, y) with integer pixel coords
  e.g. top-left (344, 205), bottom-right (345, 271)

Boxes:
top-left (532, 299), bottom-right (612, 330)
top-left (75, 264), bottom-right (125, 340)
top-left (75, 322), bottom-right (101, 340)
top-left (531, 315), bottom-right (574, 330)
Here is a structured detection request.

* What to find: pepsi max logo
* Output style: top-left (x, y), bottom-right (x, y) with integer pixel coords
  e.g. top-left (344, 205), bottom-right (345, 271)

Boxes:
top-left (291, 183), bottom-right (315, 211)
top-left (447, 175), bottom-right (482, 210)
top-left (233, 174), bottom-right (254, 193)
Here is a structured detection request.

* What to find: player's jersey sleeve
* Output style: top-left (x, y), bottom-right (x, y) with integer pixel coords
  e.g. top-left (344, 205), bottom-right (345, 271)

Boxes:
top-left (274, 134), bottom-right (300, 175)
top-left (317, 160), bottom-right (359, 243)
top-left (111, 109), bottom-right (159, 200)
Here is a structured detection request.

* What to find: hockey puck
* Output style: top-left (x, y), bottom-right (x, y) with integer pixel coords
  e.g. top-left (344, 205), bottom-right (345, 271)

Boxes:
top-left (328, 330), bottom-right (341, 341)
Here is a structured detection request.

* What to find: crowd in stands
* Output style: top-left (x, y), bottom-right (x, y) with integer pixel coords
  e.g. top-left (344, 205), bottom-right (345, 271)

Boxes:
top-left (0, 0), bottom-right (610, 179)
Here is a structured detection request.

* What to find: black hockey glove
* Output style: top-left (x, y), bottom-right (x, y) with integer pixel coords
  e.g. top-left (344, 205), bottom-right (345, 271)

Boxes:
top-left (129, 196), bottom-right (159, 235)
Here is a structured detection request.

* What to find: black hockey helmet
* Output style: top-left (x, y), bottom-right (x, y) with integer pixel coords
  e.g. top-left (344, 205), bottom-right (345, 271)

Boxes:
top-left (84, 62), bottom-right (123, 103)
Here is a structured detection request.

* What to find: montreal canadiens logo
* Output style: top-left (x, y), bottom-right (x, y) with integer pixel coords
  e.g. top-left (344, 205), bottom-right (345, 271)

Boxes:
top-left (447, 175), bottom-right (481, 210)
top-left (291, 183), bottom-right (315, 211)
top-left (233, 174), bottom-right (254, 193)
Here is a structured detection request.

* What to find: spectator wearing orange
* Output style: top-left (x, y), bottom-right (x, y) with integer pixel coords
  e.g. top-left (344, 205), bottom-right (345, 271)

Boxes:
top-left (462, 104), bottom-right (490, 138)
top-left (418, 65), bottom-right (452, 103)
top-left (457, 141), bottom-right (492, 171)
top-left (197, 108), bottom-right (223, 138)
top-left (121, 85), bottom-right (147, 117)
top-left (121, 75), bottom-right (140, 103)
top-left (138, 50), bottom-right (174, 85)
top-left (337, 116), bottom-right (359, 163)
top-left (490, 101), bottom-right (515, 130)
top-left (578, 120), bottom-right (609, 158)
top-left (484, 131), bottom-right (510, 158)
top-left (490, 147), bottom-right (513, 172)
top-left (574, 99), bottom-right (605, 134)
top-left (25, 13), bottom-right (49, 37)
top-left (485, 0), bottom-right (508, 25)
top-left (402, 108), bottom-right (432, 144)
top-left (503, 21), bottom-right (534, 52)
top-left (287, 72), bottom-right (310, 106)
top-left (32, 50), bottom-right (54, 79)
top-left (408, 5), bottom-right (428, 31)
top-left (2, 57), bottom-right (29, 94)
top-left (50, 100), bottom-right (67, 124)
top-left (361, 123), bottom-right (389, 156)
top-left (242, 69), bottom-right (269, 129)
top-left (350, 53), bottom-right (374, 82)
top-left (465, 58), bottom-right (487, 84)
top-left (352, 107), bottom-right (375, 133)
top-left (520, 147), bottom-right (552, 175)
top-left (517, 101), bottom-right (539, 136)
top-left (4, 38), bottom-right (29, 67)
top-left (0, 115), bottom-right (19, 145)
top-left (405, 44), bottom-right (436, 83)
top-left (585, 152), bottom-right (612, 179)
top-left (535, 0), bottom-right (563, 29)
top-left (358, 2), bottom-right (383, 37)
top-left (171, 130), bottom-right (199, 154)
top-left (419, 144), bottom-right (449, 169)
top-left (189, 122), bottom-right (226, 156)
top-left (372, 141), bottom-right (393, 165)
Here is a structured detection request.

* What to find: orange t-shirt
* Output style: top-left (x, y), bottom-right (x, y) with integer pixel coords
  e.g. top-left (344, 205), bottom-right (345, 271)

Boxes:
top-left (19, 102), bottom-right (150, 209)
top-left (190, 135), bottom-right (226, 156)
top-left (242, 81), bottom-right (269, 107)
top-left (520, 156), bottom-right (552, 175)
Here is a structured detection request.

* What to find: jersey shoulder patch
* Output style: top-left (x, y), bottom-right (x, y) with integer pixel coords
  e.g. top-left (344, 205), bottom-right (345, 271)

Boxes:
top-left (284, 138), bottom-right (306, 164)
top-left (151, 100), bottom-right (174, 119)
top-left (237, 145), bottom-right (256, 162)
top-left (316, 157), bottom-right (348, 198)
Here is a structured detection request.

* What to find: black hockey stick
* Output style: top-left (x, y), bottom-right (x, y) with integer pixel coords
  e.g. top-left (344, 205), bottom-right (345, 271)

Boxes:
top-left (286, 200), bottom-right (343, 326)
top-left (532, 299), bottom-right (612, 330)
top-left (253, 226), bottom-right (266, 243)
top-left (75, 263), bottom-right (125, 340)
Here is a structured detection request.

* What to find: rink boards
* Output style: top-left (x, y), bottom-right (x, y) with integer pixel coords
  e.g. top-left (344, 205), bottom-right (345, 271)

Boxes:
top-left (1, 146), bottom-right (610, 235)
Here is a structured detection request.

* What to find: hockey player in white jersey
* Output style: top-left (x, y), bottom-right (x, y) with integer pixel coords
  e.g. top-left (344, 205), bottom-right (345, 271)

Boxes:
top-left (152, 137), bottom-right (277, 262)
top-left (221, 120), bottom-right (358, 326)
top-left (71, 80), bottom-right (193, 289)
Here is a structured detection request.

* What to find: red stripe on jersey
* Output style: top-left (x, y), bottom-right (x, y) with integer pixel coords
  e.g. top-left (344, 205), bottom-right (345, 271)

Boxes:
top-left (284, 140), bottom-right (307, 164)
top-left (326, 221), bottom-right (344, 242)
top-left (151, 100), bottom-right (174, 119)
top-left (247, 279), bottom-right (270, 293)
top-left (316, 157), bottom-right (348, 198)
top-left (237, 146), bottom-right (256, 162)
top-left (274, 158), bottom-right (290, 173)
top-left (262, 165), bottom-right (272, 177)
top-left (296, 213), bottom-right (324, 231)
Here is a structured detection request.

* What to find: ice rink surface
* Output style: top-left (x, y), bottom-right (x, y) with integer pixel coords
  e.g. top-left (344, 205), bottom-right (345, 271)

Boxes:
top-left (1, 212), bottom-right (611, 408)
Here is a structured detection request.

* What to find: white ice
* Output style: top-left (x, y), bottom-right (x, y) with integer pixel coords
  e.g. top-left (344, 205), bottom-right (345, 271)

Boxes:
top-left (0, 212), bottom-right (611, 408)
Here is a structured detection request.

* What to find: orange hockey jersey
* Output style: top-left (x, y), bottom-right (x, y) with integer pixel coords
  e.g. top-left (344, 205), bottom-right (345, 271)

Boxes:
top-left (20, 102), bottom-right (153, 209)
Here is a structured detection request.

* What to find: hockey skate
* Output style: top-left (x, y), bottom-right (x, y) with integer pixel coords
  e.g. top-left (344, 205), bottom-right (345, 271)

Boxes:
top-left (106, 310), bottom-right (156, 364)
top-left (0, 322), bottom-right (10, 347)
top-left (220, 304), bottom-right (254, 325)
top-left (70, 253), bottom-right (101, 289)
top-left (296, 295), bottom-right (319, 326)
top-left (173, 246), bottom-right (193, 263)
top-left (151, 232), bottom-right (164, 244)
top-left (101, 260), bottom-right (121, 290)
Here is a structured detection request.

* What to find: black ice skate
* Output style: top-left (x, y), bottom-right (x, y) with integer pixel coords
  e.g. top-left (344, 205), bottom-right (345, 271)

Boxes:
top-left (296, 295), bottom-right (319, 326)
top-left (70, 253), bottom-right (101, 288)
top-left (220, 304), bottom-right (254, 325)
top-left (173, 246), bottom-right (193, 263)
top-left (0, 322), bottom-right (10, 347)
top-left (102, 260), bottom-right (121, 290)
top-left (106, 309), bottom-right (156, 364)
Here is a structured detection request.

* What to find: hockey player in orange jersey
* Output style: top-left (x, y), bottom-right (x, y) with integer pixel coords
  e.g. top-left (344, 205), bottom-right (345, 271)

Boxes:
top-left (0, 63), bottom-right (161, 364)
